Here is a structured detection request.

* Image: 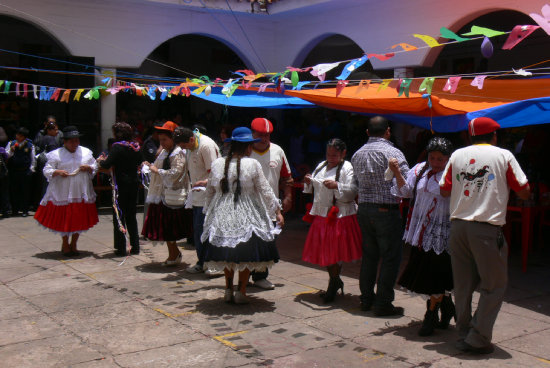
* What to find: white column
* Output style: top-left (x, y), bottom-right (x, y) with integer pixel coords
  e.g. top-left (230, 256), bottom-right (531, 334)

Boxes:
top-left (96, 68), bottom-right (117, 151)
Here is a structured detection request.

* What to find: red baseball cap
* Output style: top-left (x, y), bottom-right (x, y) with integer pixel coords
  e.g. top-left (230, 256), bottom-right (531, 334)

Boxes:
top-left (155, 121), bottom-right (178, 132)
top-left (468, 117), bottom-right (500, 136)
top-left (251, 118), bottom-right (273, 134)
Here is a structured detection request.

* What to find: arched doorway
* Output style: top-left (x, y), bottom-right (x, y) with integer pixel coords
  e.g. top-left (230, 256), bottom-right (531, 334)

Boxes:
top-left (0, 15), bottom-right (98, 148)
top-left (116, 34), bottom-right (249, 138)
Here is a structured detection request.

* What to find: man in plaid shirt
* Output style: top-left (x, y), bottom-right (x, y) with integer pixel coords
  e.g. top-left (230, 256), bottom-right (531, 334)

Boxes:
top-left (351, 116), bottom-right (409, 316)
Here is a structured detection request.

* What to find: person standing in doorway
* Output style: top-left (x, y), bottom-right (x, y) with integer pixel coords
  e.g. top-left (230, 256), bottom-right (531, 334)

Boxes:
top-left (351, 116), bottom-right (409, 316)
top-left (249, 117), bottom-right (293, 290)
top-left (440, 117), bottom-right (530, 354)
top-left (6, 127), bottom-right (36, 217)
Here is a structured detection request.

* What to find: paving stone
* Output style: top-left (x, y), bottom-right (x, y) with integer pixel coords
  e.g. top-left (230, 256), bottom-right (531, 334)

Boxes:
top-left (0, 296), bottom-right (42, 320)
top-left (0, 334), bottom-right (104, 367)
top-left (430, 346), bottom-right (550, 367)
top-left (0, 314), bottom-right (65, 346)
top-left (499, 327), bottom-right (550, 360)
top-left (8, 274), bottom-right (89, 297)
top-left (113, 339), bottom-right (252, 368)
top-left (0, 284), bottom-right (17, 299)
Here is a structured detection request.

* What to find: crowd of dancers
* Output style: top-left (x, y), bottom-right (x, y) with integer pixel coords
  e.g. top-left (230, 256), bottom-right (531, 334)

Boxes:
top-left (29, 115), bottom-right (530, 355)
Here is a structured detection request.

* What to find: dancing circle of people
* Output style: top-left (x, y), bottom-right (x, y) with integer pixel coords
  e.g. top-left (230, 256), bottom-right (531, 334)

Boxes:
top-left (27, 115), bottom-right (530, 355)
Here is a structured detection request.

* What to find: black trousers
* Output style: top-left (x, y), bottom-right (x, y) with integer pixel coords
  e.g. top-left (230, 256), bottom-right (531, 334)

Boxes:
top-left (113, 182), bottom-right (139, 251)
top-left (9, 170), bottom-right (31, 214)
top-left (0, 175), bottom-right (10, 215)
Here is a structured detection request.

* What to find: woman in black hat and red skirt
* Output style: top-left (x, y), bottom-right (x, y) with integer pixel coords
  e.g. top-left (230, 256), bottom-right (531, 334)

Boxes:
top-left (34, 126), bottom-right (99, 256)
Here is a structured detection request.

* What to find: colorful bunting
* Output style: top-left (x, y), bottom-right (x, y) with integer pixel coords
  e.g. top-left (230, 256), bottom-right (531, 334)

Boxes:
top-left (471, 75), bottom-right (487, 90)
top-left (336, 80), bottom-right (349, 97)
top-left (60, 89), bottom-right (71, 103)
top-left (440, 27), bottom-right (470, 42)
top-left (74, 89), bottom-right (84, 101)
top-left (413, 34), bottom-right (442, 48)
top-left (443, 77), bottom-right (461, 93)
top-left (336, 55), bottom-right (368, 80)
top-left (462, 25), bottom-right (506, 37)
top-left (397, 78), bottom-right (413, 97)
top-left (356, 80), bottom-right (370, 93)
top-left (481, 37), bottom-right (493, 58)
top-left (377, 79), bottom-right (392, 92)
top-left (51, 88), bottom-right (61, 101)
top-left (530, 4), bottom-right (550, 36)
top-left (291, 71), bottom-right (299, 87)
top-left (391, 43), bottom-right (418, 51)
top-left (502, 25), bottom-right (540, 50)
top-left (15, 83), bottom-right (20, 96)
top-left (23, 84), bottom-right (28, 98)
top-left (513, 68), bottom-right (533, 76)
top-left (3, 81), bottom-right (11, 94)
top-left (293, 81), bottom-right (310, 90)
top-left (367, 53), bottom-right (395, 61)
top-left (311, 62), bottom-right (341, 81)
top-left (33, 85), bottom-right (38, 99)
top-left (419, 77), bottom-right (435, 94)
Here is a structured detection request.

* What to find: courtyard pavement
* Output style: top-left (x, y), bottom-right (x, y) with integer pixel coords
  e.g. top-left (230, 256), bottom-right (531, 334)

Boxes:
top-left (0, 210), bottom-right (549, 367)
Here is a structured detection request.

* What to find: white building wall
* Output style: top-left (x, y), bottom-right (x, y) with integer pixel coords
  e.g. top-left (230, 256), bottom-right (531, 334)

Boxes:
top-left (1, 0), bottom-right (547, 73)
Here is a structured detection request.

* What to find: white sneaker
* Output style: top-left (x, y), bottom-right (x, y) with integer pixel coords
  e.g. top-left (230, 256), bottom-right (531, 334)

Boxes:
top-left (186, 264), bottom-right (204, 273)
top-left (162, 254), bottom-right (182, 266)
top-left (205, 268), bottom-right (224, 277)
top-left (254, 278), bottom-right (275, 290)
top-left (233, 291), bottom-right (249, 304)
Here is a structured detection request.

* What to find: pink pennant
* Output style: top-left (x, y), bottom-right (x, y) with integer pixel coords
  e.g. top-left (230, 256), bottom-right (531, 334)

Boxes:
top-left (23, 84), bottom-right (28, 97)
top-left (336, 80), bottom-right (349, 97)
top-left (443, 77), bottom-right (461, 93)
top-left (15, 83), bottom-right (20, 96)
top-left (502, 25), bottom-right (540, 50)
top-left (470, 75), bottom-right (487, 90)
top-left (241, 79), bottom-right (252, 89)
top-left (50, 88), bottom-right (61, 101)
top-left (395, 79), bottom-right (403, 93)
top-left (235, 69), bottom-right (255, 76)
top-left (367, 53), bottom-right (395, 61)
top-left (286, 66), bottom-right (312, 72)
top-left (530, 4), bottom-right (550, 36)
top-left (258, 83), bottom-right (274, 93)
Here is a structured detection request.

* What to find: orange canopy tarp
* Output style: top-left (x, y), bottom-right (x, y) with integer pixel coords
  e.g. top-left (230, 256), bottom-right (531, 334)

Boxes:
top-left (285, 78), bottom-right (550, 117)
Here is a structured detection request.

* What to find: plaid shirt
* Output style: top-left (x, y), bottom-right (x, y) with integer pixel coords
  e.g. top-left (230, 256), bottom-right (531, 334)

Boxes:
top-left (351, 137), bottom-right (409, 204)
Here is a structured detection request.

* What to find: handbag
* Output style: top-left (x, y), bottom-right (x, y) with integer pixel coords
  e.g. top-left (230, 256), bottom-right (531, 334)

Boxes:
top-left (164, 187), bottom-right (187, 207)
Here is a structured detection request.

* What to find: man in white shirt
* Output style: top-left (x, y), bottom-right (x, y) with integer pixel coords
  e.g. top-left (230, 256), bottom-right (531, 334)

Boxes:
top-left (249, 118), bottom-right (293, 289)
top-left (440, 117), bottom-right (530, 354)
top-left (175, 126), bottom-right (220, 275)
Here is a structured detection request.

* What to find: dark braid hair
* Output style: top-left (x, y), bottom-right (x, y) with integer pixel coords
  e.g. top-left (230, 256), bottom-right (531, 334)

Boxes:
top-left (313, 138), bottom-right (347, 180)
top-left (220, 141), bottom-right (249, 205)
top-left (410, 137), bottom-right (453, 208)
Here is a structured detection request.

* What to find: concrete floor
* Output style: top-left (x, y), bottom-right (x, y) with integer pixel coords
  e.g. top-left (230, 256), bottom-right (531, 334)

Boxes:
top-left (0, 210), bottom-right (549, 367)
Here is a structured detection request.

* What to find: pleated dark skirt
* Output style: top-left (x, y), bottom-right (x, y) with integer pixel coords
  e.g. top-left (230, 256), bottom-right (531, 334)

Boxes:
top-left (398, 246), bottom-right (453, 295)
top-left (141, 202), bottom-right (193, 241)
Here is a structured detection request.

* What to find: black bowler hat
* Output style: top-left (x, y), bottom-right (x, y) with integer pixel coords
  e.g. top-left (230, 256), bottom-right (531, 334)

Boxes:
top-left (62, 125), bottom-right (83, 139)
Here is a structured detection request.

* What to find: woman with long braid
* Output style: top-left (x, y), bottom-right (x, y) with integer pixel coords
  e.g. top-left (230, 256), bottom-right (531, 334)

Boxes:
top-left (302, 138), bottom-right (362, 303)
top-left (389, 137), bottom-right (455, 336)
top-left (201, 127), bottom-right (284, 304)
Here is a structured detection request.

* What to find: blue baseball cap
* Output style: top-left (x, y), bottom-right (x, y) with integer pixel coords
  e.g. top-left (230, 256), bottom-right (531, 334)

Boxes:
top-left (224, 126), bottom-right (260, 143)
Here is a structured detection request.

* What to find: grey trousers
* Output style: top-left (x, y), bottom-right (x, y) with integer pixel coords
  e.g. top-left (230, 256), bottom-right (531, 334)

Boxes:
top-left (449, 219), bottom-right (508, 348)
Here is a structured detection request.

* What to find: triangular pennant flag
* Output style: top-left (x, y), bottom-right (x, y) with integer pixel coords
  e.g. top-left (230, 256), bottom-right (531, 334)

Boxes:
top-left (336, 55), bottom-right (368, 80)
top-left (502, 25), bottom-right (540, 50)
top-left (336, 80), bottom-right (349, 97)
top-left (377, 79), bottom-right (392, 92)
top-left (135, 88), bottom-right (143, 97)
top-left (46, 87), bottom-right (56, 100)
top-left (182, 86), bottom-right (191, 97)
top-left (148, 87), bottom-right (156, 100)
top-left (33, 85), bottom-right (38, 99)
top-left (471, 75), bottom-right (487, 90)
top-left (413, 34), bottom-right (442, 48)
top-left (391, 43), bottom-right (418, 51)
top-left (221, 79), bottom-right (236, 94)
top-left (367, 53), bottom-right (394, 61)
top-left (258, 83), bottom-right (274, 93)
top-left (39, 86), bottom-right (47, 100)
top-left (3, 81), bottom-right (12, 94)
top-left (50, 88), bottom-right (61, 101)
top-left (0, 81), bottom-right (3, 90)
top-left (23, 84), bottom-right (28, 98)
top-left (60, 89), bottom-right (71, 103)
top-left (443, 77), bottom-right (461, 93)
top-left (440, 27), bottom-right (470, 42)
top-left (235, 69), bottom-right (255, 76)
top-left (418, 77), bottom-right (435, 94)
top-left (311, 62), bottom-right (341, 81)
top-left (223, 84), bottom-right (239, 98)
top-left (286, 66), bottom-right (312, 72)
top-left (530, 4), bottom-right (550, 35)
top-left (193, 85), bottom-right (208, 95)
top-left (397, 78), bottom-right (413, 97)
top-left (15, 83), bottom-right (20, 96)
top-left (513, 68), bottom-right (533, 76)
top-left (83, 90), bottom-right (93, 100)
top-left (291, 71), bottom-right (299, 87)
top-left (462, 25), bottom-right (506, 37)
top-left (481, 37), bottom-right (493, 58)
top-left (356, 80), bottom-right (370, 93)
top-left (74, 89), bottom-right (84, 101)
top-left (204, 85), bottom-right (212, 96)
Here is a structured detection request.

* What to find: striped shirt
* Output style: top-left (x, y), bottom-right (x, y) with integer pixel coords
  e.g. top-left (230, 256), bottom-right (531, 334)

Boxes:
top-left (351, 137), bottom-right (409, 204)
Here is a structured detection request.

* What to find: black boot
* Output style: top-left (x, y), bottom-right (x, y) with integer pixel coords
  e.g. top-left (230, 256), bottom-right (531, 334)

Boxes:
top-left (418, 299), bottom-right (440, 336)
top-left (321, 276), bottom-right (344, 303)
top-left (437, 295), bottom-right (456, 329)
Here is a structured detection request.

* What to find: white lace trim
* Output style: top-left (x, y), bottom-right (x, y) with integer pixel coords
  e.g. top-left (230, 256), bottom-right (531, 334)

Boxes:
top-left (36, 222), bottom-right (92, 237)
top-left (205, 261), bottom-right (274, 272)
top-left (201, 226), bottom-right (275, 248)
top-left (39, 197), bottom-right (96, 206)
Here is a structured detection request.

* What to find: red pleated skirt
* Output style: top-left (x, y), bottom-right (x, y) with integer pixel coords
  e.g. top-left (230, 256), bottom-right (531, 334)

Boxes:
top-left (142, 202), bottom-right (193, 241)
top-left (34, 201), bottom-right (99, 234)
top-left (302, 214), bottom-right (363, 267)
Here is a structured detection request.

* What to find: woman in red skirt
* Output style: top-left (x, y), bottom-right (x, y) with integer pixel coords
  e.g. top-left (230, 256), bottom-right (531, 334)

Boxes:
top-left (302, 138), bottom-right (362, 302)
top-left (34, 126), bottom-right (99, 256)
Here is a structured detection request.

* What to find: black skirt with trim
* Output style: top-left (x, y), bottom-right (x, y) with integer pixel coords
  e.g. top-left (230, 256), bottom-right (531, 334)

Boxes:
top-left (398, 246), bottom-right (453, 295)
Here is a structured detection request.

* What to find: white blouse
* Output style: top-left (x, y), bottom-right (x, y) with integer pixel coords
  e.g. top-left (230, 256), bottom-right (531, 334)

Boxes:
top-left (303, 160), bottom-right (358, 218)
top-left (391, 162), bottom-right (450, 254)
top-left (41, 146), bottom-right (97, 206)
top-left (201, 157), bottom-right (281, 248)
top-left (145, 146), bottom-right (189, 207)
